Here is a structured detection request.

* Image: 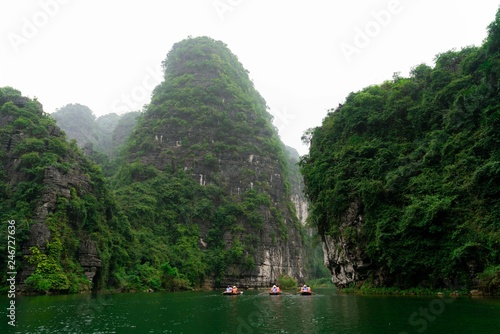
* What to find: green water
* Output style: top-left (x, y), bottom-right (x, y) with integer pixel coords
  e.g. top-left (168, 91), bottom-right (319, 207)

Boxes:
top-left (1, 288), bottom-right (499, 333)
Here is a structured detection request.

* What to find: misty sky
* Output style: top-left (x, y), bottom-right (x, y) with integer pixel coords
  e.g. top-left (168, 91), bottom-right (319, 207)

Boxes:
top-left (1, 0), bottom-right (499, 154)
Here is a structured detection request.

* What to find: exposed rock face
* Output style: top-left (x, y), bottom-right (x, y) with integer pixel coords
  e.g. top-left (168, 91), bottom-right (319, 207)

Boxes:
top-left (78, 240), bottom-right (102, 281)
top-left (286, 146), bottom-right (308, 226)
top-left (291, 192), bottom-right (308, 226)
top-left (221, 238), bottom-right (304, 288)
top-left (18, 223), bottom-right (52, 289)
top-left (321, 201), bottom-right (371, 288)
top-left (34, 166), bottom-right (92, 222)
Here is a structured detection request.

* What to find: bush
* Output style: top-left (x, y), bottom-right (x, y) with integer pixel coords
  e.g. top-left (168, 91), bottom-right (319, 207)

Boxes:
top-left (25, 273), bottom-right (52, 293)
top-left (306, 277), bottom-right (334, 288)
top-left (277, 275), bottom-right (297, 290)
top-left (479, 265), bottom-right (500, 296)
top-left (25, 246), bottom-right (70, 293)
top-left (160, 262), bottom-right (191, 291)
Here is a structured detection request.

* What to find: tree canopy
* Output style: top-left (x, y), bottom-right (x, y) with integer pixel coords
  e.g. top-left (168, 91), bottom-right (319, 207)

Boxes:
top-left (300, 9), bottom-right (500, 290)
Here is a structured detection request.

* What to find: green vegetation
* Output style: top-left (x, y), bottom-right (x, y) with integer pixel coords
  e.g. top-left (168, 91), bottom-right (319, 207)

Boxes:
top-left (106, 36), bottom-right (309, 291)
top-left (305, 277), bottom-right (335, 289)
top-left (277, 274), bottom-right (298, 290)
top-left (300, 9), bottom-right (500, 294)
top-left (478, 265), bottom-right (500, 296)
top-left (0, 87), bottom-right (129, 293)
top-left (1, 36), bottom-right (315, 294)
top-left (338, 283), bottom-right (465, 297)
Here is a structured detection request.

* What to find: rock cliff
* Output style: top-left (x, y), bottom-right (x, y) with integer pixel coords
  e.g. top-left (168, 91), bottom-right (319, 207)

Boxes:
top-left (118, 36), bottom-right (306, 287)
top-left (0, 87), bottom-right (117, 292)
top-left (300, 8), bottom-right (500, 291)
top-left (285, 146), bottom-right (308, 226)
top-left (321, 201), bottom-right (372, 288)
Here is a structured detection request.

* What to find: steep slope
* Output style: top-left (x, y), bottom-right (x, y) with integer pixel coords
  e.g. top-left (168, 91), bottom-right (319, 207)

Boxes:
top-left (0, 88), bottom-right (130, 293)
top-left (301, 9), bottom-right (500, 292)
top-left (286, 145), bottom-right (308, 225)
top-left (113, 36), bottom-right (307, 288)
top-left (109, 111), bottom-right (141, 152)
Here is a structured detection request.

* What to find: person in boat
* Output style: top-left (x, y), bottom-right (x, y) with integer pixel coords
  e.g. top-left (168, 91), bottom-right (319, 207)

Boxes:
top-left (301, 284), bottom-right (311, 293)
top-left (231, 286), bottom-right (239, 294)
top-left (226, 285), bottom-right (232, 293)
top-left (270, 285), bottom-right (278, 293)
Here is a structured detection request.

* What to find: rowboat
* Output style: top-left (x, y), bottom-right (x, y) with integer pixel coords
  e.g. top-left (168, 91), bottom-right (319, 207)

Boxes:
top-left (222, 291), bottom-right (243, 295)
top-left (269, 291), bottom-right (282, 295)
top-left (300, 291), bottom-right (312, 295)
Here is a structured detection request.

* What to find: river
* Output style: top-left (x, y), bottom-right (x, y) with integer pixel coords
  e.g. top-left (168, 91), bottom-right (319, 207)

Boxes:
top-left (1, 288), bottom-right (499, 333)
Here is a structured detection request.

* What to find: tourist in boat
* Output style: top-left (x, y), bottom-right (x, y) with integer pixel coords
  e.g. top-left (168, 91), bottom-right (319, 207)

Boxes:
top-left (231, 286), bottom-right (239, 294)
top-left (300, 284), bottom-right (311, 294)
top-left (270, 285), bottom-right (282, 294)
top-left (226, 285), bottom-right (232, 293)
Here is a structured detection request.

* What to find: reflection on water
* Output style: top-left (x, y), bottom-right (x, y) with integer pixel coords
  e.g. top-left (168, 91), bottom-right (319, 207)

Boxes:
top-left (0, 288), bottom-right (499, 333)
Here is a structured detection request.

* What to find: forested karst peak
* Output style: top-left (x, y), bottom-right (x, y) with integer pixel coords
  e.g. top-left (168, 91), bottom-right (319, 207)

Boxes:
top-left (0, 87), bottom-right (128, 293)
top-left (110, 36), bottom-right (316, 288)
top-left (300, 8), bottom-right (500, 293)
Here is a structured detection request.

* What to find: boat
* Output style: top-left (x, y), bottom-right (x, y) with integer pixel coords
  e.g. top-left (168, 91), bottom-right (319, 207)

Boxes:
top-left (269, 291), bottom-right (282, 295)
top-left (299, 285), bottom-right (312, 295)
top-left (222, 286), bottom-right (242, 295)
top-left (222, 291), bottom-right (243, 295)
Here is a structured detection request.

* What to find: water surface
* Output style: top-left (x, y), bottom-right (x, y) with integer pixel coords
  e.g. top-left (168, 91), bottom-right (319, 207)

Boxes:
top-left (1, 288), bottom-right (499, 333)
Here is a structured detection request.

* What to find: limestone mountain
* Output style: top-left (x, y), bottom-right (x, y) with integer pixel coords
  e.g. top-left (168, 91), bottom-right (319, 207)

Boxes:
top-left (0, 87), bottom-right (130, 293)
top-left (113, 36), bottom-right (307, 287)
top-left (300, 9), bottom-right (500, 293)
top-left (0, 37), bottom-right (318, 294)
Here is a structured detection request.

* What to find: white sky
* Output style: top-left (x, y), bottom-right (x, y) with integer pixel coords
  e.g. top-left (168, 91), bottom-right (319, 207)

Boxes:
top-left (1, 0), bottom-right (499, 155)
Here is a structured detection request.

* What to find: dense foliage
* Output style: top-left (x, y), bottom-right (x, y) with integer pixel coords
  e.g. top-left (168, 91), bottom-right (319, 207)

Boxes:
top-left (109, 36), bottom-right (310, 290)
top-left (301, 9), bottom-right (500, 291)
top-left (0, 87), bottom-right (130, 293)
top-left (0, 36), bottom-right (325, 295)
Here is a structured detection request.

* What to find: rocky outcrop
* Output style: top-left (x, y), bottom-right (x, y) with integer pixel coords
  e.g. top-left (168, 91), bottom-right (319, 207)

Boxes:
top-left (0, 89), bottom-right (108, 291)
top-left (18, 223), bottom-right (52, 289)
top-left (321, 200), bottom-right (372, 288)
top-left (34, 166), bottom-right (92, 222)
top-left (78, 240), bottom-right (102, 281)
